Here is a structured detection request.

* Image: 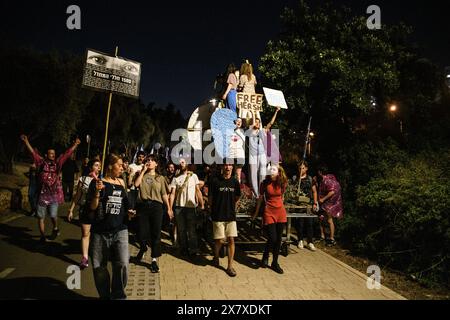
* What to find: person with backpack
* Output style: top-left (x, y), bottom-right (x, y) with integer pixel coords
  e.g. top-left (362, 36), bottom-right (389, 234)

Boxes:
top-left (67, 159), bottom-right (101, 269)
top-left (20, 134), bottom-right (81, 243)
top-left (252, 164), bottom-right (288, 274)
top-left (292, 161), bottom-right (318, 251)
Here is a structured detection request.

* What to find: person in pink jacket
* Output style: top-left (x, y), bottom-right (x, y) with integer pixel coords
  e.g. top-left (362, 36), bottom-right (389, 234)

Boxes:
top-left (317, 164), bottom-right (343, 247)
top-left (21, 134), bottom-right (80, 242)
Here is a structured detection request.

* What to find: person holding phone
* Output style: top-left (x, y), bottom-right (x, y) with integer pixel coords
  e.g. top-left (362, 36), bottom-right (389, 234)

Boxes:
top-left (133, 155), bottom-right (172, 273)
top-left (87, 154), bottom-right (134, 299)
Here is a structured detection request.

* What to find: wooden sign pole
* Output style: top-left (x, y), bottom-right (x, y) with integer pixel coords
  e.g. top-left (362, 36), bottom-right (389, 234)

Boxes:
top-left (101, 46), bottom-right (119, 176)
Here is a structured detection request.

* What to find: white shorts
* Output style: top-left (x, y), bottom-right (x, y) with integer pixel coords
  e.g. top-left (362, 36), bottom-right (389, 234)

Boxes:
top-left (213, 221), bottom-right (238, 240)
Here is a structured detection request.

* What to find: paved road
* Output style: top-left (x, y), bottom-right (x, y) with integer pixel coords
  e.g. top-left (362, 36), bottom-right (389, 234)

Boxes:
top-left (0, 206), bottom-right (405, 300)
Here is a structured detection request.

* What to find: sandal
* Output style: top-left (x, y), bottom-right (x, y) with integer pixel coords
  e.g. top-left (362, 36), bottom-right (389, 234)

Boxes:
top-left (226, 267), bottom-right (237, 277)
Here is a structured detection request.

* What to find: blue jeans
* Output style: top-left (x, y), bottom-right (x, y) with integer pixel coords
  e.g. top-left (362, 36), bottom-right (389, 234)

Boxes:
top-left (175, 207), bottom-right (199, 255)
top-left (226, 89), bottom-right (237, 112)
top-left (36, 203), bottom-right (58, 219)
top-left (91, 229), bottom-right (129, 300)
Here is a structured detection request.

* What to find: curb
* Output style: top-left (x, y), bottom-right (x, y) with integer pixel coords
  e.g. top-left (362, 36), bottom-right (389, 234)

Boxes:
top-left (316, 249), bottom-right (407, 300)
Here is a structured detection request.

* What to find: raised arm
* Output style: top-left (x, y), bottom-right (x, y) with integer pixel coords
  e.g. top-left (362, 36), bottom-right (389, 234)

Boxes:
top-left (20, 135), bottom-right (34, 155)
top-left (134, 164), bottom-right (149, 188)
top-left (57, 138), bottom-right (81, 168)
top-left (265, 107), bottom-right (281, 131)
top-left (21, 135), bottom-right (42, 165)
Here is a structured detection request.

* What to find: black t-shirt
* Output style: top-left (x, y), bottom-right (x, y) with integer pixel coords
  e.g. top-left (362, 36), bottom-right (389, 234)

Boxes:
top-left (87, 180), bottom-right (129, 234)
top-left (208, 175), bottom-right (241, 222)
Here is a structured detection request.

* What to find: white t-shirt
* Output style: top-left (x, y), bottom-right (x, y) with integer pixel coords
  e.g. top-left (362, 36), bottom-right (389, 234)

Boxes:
top-left (228, 128), bottom-right (245, 159)
top-left (170, 172), bottom-right (200, 208)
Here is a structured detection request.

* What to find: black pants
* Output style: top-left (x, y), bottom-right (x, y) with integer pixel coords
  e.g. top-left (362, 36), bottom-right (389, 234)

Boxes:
top-left (137, 200), bottom-right (163, 258)
top-left (62, 181), bottom-right (74, 202)
top-left (294, 217), bottom-right (313, 243)
top-left (263, 223), bottom-right (284, 265)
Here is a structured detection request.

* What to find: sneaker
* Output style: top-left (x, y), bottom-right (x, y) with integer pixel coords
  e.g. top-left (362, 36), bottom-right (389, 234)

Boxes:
top-left (136, 247), bottom-right (147, 261)
top-left (307, 243), bottom-right (316, 251)
top-left (226, 267), bottom-right (237, 277)
top-left (315, 237), bottom-right (325, 243)
top-left (297, 240), bottom-right (304, 249)
top-left (150, 261), bottom-right (159, 273)
top-left (79, 257), bottom-right (89, 269)
top-left (326, 239), bottom-right (337, 247)
top-left (49, 228), bottom-right (60, 240)
top-left (271, 263), bottom-right (284, 274)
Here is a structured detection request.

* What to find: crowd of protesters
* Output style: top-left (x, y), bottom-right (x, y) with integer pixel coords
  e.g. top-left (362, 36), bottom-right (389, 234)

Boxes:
top-left (17, 60), bottom-right (343, 299)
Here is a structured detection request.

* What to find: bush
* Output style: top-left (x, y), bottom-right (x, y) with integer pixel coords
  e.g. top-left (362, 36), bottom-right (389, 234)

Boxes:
top-left (350, 151), bottom-right (450, 287)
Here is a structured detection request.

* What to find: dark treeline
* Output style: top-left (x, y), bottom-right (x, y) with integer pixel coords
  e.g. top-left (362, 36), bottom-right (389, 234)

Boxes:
top-left (0, 45), bottom-right (186, 170)
top-left (258, 1), bottom-right (450, 288)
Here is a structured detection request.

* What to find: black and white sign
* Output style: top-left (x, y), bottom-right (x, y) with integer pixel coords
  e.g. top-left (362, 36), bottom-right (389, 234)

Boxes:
top-left (82, 49), bottom-right (141, 98)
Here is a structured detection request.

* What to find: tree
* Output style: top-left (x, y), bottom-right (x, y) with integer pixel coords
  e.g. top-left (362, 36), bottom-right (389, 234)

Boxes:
top-left (258, 0), bottom-right (416, 161)
top-left (0, 46), bottom-right (93, 173)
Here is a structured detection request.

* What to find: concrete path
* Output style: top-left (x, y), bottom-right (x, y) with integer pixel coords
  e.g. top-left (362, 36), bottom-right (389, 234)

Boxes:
top-left (0, 209), bottom-right (405, 300)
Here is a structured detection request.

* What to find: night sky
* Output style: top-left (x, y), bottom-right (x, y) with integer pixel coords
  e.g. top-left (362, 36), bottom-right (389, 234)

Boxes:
top-left (1, 0), bottom-right (449, 117)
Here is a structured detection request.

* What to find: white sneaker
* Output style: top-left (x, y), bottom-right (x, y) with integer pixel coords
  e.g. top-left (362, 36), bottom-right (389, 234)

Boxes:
top-left (307, 243), bottom-right (316, 251)
top-left (297, 240), bottom-right (304, 249)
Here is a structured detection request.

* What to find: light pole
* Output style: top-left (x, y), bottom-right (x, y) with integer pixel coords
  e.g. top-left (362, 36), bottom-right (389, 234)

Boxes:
top-left (308, 132), bottom-right (315, 156)
top-left (86, 135), bottom-right (91, 158)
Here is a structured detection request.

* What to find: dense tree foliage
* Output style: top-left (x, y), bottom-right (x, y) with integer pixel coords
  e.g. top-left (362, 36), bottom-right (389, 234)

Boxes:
top-left (0, 46), bottom-right (186, 172)
top-left (258, 0), bottom-right (450, 287)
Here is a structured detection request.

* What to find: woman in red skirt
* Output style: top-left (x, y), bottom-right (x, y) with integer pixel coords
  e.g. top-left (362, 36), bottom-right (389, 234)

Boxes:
top-left (252, 164), bottom-right (288, 274)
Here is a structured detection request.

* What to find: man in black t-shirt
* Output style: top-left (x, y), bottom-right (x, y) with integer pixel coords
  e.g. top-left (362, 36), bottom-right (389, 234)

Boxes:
top-left (208, 163), bottom-right (241, 277)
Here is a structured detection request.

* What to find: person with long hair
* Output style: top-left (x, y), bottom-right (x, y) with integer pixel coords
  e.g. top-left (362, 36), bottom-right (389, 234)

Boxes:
top-left (317, 164), bottom-right (343, 247)
top-left (292, 161), bottom-right (318, 251)
top-left (133, 155), bottom-right (173, 273)
top-left (228, 117), bottom-right (245, 183)
top-left (222, 63), bottom-right (239, 113)
top-left (252, 164), bottom-right (288, 274)
top-left (247, 107), bottom-right (281, 197)
top-left (87, 154), bottom-right (133, 299)
top-left (239, 60), bottom-right (259, 121)
top-left (67, 159), bottom-right (101, 269)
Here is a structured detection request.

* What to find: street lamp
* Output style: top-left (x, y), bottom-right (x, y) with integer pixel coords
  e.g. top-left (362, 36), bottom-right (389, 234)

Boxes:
top-left (445, 67), bottom-right (450, 89)
top-left (388, 104), bottom-right (403, 134)
top-left (308, 132), bottom-right (314, 156)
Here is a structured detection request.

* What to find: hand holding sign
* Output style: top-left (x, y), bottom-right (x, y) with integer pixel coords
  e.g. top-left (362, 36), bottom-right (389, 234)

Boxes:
top-left (263, 87), bottom-right (288, 109)
top-left (236, 93), bottom-right (264, 112)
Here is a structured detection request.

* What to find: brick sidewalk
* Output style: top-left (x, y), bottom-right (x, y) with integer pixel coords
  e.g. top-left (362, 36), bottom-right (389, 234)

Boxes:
top-left (154, 240), bottom-right (405, 300)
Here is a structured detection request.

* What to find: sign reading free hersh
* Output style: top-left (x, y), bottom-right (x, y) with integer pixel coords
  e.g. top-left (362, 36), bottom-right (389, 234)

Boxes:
top-left (82, 49), bottom-right (141, 98)
top-left (236, 93), bottom-right (264, 112)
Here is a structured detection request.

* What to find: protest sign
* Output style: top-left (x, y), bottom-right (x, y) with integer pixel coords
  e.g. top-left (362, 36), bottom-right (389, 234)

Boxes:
top-left (263, 87), bottom-right (288, 109)
top-left (82, 48), bottom-right (141, 98)
top-left (236, 93), bottom-right (264, 112)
